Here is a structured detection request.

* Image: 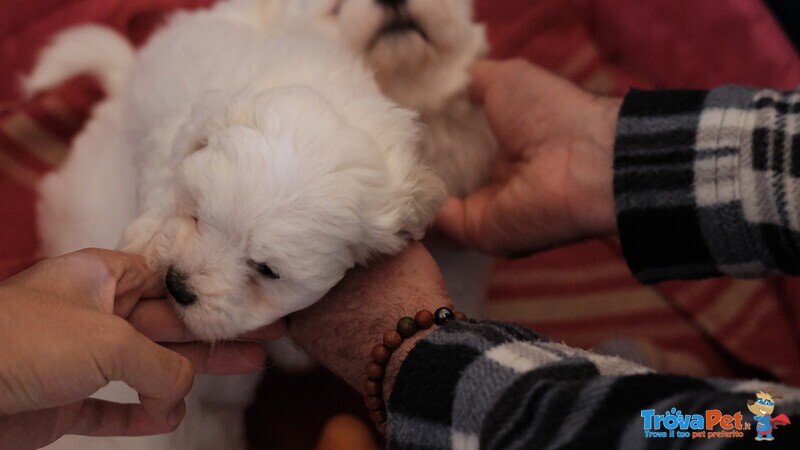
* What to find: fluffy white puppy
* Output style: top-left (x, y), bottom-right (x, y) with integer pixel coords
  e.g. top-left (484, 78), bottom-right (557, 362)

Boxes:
top-left (33, 0), bottom-right (444, 341)
top-left (31, 1), bottom-right (445, 448)
top-left (32, 0), bottom-right (490, 447)
top-left (284, 0), bottom-right (496, 196)
top-left (280, 0), bottom-right (497, 316)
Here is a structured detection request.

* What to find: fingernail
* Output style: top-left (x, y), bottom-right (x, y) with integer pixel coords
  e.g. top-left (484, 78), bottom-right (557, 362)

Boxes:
top-left (167, 401), bottom-right (186, 426)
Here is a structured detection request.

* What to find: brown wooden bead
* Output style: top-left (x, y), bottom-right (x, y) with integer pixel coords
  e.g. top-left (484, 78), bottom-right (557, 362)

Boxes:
top-left (364, 379), bottom-right (382, 396)
top-left (366, 362), bottom-right (385, 380)
top-left (370, 409), bottom-right (387, 424)
top-left (455, 311), bottom-right (468, 321)
top-left (371, 344), bottom-right (391, 364)
top-left (383, 330), bottom-right (403, 349)
top-left (414, 310), bottom-right (434, 329)
top-left (396, 317), bottom-right (418, 338)
top-left (376, 422), bottom-right (387, 434)
top-left (364, 394), bottom-right (384, 410)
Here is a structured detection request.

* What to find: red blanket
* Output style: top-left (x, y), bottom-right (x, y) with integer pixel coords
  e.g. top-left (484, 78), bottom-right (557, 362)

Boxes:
top-left (2, 0), bottom-right (800, 385)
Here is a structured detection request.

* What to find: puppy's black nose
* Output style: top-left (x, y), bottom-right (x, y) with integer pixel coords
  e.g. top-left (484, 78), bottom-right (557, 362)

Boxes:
top-left (376, 0), bottom-right (406, 8)
top-left (166, 267), bottom-right (197, 306)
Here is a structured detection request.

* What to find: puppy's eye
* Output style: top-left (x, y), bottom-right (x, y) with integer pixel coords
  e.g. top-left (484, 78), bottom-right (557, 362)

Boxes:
top-left (192, 137), bottom-right (209, 152)
top-left (251, 261), bottom-right (280, 279)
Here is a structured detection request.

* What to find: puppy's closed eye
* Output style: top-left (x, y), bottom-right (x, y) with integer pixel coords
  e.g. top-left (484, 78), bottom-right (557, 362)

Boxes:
top-left (250, 260), bottom-right (280, 279)
top-left (192, 137), bottom-right (209, 152)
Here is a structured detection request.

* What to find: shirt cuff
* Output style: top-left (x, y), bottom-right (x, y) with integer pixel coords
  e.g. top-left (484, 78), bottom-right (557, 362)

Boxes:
top-left (613, 86), bottom-right (764, 283)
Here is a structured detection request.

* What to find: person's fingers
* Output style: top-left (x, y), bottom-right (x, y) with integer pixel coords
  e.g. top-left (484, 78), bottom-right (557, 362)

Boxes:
top-left (112, 253), bottom-right (151, 295)
top-left (470, 59), bottom-right (513, 104)
top-left (141, 272), bottom-right (166, 299)
top-left (93, 319), bottom-right (194, 426)
top-left (470, 59), bottom-right (532, 104)
top-left (127, 299), bottom-right (192, 342)
top-left (436, 198), bottom-right (466, 243)
top-left (468, 59), bottom-right (498, 104)
top-left (436, 188), bottom-right (498, 251)
top-left (129, 299), bottom-right (287, 343)
top-left (241, 319), bottom-right (288, 341)
top-left (75, 249), bottom-right (149, 294)
top-left (61, 249), bottom-right (151, 315)
top-left (68, 399), bottom-right (181, 437)
top-left (163, 342), bottom-right (267, 375)
top-left (109, 252), bottom-right (155, 317)
top-left (490, 159), bottom-right (521, 182)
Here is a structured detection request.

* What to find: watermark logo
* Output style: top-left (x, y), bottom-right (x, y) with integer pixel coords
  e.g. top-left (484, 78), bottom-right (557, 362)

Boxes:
top-left (641, 388), bottom-right (792, 442)
top-left (641, 407), bottom-right (749, 440)
top-left (746, 389), bottom-right (791, 442)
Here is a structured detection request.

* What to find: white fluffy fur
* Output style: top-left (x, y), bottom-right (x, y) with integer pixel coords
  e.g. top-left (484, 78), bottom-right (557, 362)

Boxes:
top-left (23, 25), bottom-right (136, 98)
top-left (280, 0), bottom-right (497, 318)
top-left (284, 0), bottom-right (496, 196)
top-left (291, 0), bottom-right (498, 318)
top-left (36, 1), bottom-right (444, 341)
top-left (32, 0), bottom-right (493, 448)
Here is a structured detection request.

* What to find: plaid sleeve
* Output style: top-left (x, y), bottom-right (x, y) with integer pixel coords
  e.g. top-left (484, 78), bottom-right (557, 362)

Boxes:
top-left (614, 86), bottom-right (800, 283)
top-left (386, 321), bottom-right (800, 449)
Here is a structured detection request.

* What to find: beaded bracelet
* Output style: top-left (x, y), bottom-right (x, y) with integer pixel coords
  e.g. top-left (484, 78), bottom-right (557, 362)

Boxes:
top-left (363, 306), bottom-right (467, 434)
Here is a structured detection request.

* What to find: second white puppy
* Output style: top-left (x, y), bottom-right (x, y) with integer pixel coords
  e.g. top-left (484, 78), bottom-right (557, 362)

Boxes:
top-left (282, 0), bottom-right (498, 317)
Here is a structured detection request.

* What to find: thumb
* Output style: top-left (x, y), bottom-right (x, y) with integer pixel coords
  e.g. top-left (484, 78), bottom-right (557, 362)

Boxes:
top-left (469, 59), bottom-right (500, 104)
top-left (436, 198), bottom-right (470, 245)
top-left (94, 322), bottom-right (194, 427)
top-left (436, 189), bottom-right (497, 251)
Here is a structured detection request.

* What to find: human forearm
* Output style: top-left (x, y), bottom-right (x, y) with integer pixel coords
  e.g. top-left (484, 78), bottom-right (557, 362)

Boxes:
top-left (614, 86), bottom-right (800, 283)
top-left (287, 243), bottom-right (453, 399)
top-left (387, 321), bottom-right (800, 449)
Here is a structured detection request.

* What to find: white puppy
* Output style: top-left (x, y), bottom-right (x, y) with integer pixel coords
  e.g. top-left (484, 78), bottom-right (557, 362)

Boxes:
top-left (34, 0), bottom-right (444, 340)
top-left (281, 0), bottom-right (498, 316)
top-left (284, 0), bottom-right (496, 196)
top-left (31, 0), bottom-right (444, 448)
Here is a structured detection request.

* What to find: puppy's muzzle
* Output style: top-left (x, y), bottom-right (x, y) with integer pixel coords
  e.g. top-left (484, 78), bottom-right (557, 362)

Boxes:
top-left (166, 267), bottom-right (197, 306)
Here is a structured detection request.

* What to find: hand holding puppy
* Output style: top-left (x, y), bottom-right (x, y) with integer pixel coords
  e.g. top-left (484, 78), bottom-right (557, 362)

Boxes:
top-left (0, 249), bottom-right (284, 450)
top-left (438, 60), bottom-right (622, 255)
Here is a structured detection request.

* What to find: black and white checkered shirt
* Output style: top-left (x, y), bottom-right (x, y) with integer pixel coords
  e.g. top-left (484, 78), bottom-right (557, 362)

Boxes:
top-left (387, 321), bottom-right (800, 449)
top-left (616, 86), bottom-right (800, 283)
top-left (385, 87), bottom-right (800, 449)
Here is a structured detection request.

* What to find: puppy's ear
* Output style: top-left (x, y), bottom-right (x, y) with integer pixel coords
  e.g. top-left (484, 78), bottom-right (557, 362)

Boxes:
top-left (171, 91), bottom-right (230, 162)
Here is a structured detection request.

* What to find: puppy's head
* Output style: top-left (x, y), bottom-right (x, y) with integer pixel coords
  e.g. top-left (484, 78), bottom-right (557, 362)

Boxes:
top-left (285, 0), bottom-right (487, 110)
top-left (128, 87), bottom-right (444, 340)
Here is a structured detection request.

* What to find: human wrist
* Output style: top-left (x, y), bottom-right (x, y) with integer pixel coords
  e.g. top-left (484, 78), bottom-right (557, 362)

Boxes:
top-left (286, 265), bottom-right (453, 395)
top-left (363, 306), bottom-right (462, 432)
top-left (363, 294), bottom-right (454, 397)
top-left (381, 326), bottom-right (434, 401)
top-left (573, 96), bottom-right (621, 240)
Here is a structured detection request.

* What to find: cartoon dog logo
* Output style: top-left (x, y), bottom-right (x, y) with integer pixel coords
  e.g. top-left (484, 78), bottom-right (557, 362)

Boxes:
top-left (747, 389), bottom-right (791, 441)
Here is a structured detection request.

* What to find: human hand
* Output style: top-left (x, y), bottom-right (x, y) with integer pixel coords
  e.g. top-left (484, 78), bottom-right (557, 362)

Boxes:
top-left (126, 290), bottom-right (286, 376)
top-left (437, 60), bottom-right (621, 256)
top-left (0, 249), bottom-right (283, 449)
top-left (288, 242), bottom-right (453, 400)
